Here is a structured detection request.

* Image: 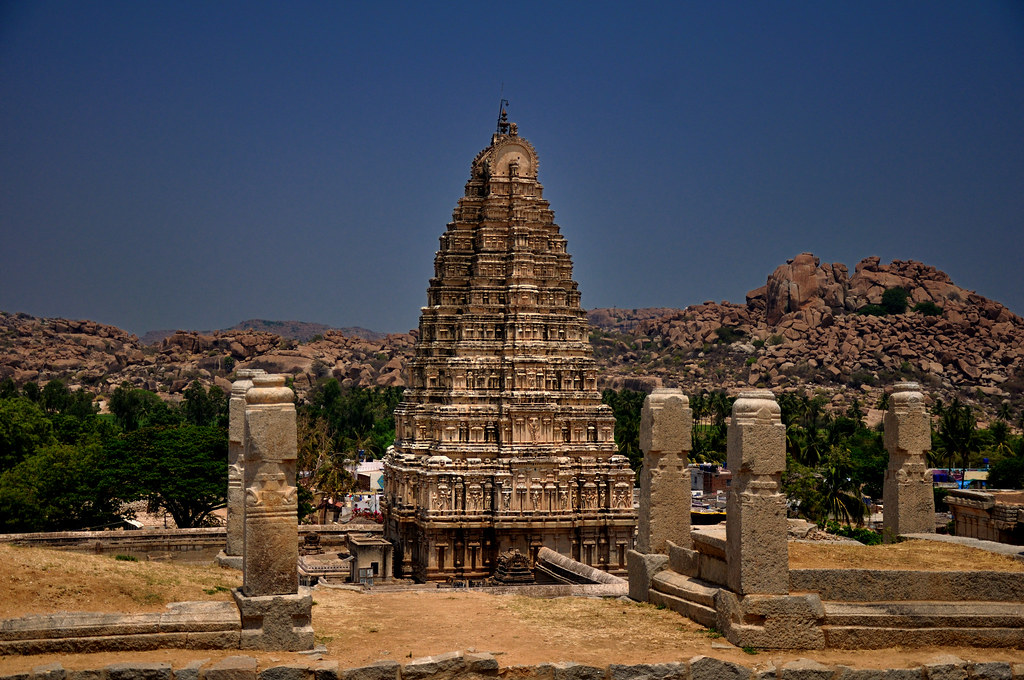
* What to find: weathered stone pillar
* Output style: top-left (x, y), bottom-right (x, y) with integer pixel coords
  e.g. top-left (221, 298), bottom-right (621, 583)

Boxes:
top-left (233, 373), bottom-right (313, 651)
top-left (883, 382), bottom-right (935, 542)
top-left (638, 387), bottom-right (693, 554)
top-left (725, 390), bottom-right (788, 595)
top-left (221, 368), bottom-right (265, 568)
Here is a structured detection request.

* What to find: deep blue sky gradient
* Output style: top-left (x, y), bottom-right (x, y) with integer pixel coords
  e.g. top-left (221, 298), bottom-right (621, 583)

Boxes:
top-left (2, 1), bottom-right (1022, 335)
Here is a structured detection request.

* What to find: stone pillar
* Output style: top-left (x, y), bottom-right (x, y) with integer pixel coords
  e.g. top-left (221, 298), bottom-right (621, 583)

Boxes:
top-left (221, 368), bottom-right (265, 568)
top-left (725, 390), bottom-right (788, 596)
top-left (637, 387), bottom-right (693, 553)
top-left (882, 382), bottom-right (935, 542)
top-left (233, 373), bottom-right (313, 651)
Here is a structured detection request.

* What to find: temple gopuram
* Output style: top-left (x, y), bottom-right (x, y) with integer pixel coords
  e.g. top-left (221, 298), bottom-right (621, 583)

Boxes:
top-left (382, 109), bottom-right (636, 582)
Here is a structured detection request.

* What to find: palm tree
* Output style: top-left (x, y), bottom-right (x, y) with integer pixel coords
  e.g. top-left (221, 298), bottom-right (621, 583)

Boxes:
top-left (936, 398), bottom-right (984, 481)
top-left (818, 448), bottom-right (868, 526)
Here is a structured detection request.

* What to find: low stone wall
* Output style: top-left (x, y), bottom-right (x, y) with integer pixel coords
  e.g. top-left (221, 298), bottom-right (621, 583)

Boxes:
top-left (0, 602), bottom-right (239, 655)
top-left (2, 651), bottom-right (1023, 680)
top-left (0, 525), bottom-right (382, 559)
top-left (789, 569), bottom-right (1024, 602)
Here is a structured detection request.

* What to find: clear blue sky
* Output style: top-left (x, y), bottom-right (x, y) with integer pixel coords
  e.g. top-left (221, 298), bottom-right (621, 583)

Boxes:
top-left (2, 1), bottom-right (1022, 335)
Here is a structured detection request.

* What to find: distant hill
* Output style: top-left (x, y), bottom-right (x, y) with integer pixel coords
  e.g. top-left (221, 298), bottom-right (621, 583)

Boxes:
top-left (140, 320), bottom-right (386, 346)
top-left (3, 253), bottom-right (1022, 420)
top-left (223, 319), bottom-right (385, 342)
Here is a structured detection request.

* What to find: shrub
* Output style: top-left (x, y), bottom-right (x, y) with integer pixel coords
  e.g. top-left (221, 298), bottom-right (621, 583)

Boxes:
top-left (820, 519), bottom-right (882, 545)
top-left (767, 335), bottom-right (784, 346)
top-left (856, 304), bottom-right (887, 316)
top-left (714, 326), bottom-right (744, 344)
top-left (913, 301), bottom-right (942, 316)
top-left (881, 287), bottom-right (909, 315)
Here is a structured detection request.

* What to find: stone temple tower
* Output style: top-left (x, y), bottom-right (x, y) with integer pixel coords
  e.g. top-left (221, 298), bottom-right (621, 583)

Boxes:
top-left (382, 110), bottom-right (636, 582)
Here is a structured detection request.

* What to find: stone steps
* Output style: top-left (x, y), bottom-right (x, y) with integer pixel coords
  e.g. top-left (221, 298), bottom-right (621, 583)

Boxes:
top-left (823, 600), bottom-right (1024, 628)
top-left (821, 600), bottom-right (1024, 649)
top-left (648, 571), bottom-right (721, 628)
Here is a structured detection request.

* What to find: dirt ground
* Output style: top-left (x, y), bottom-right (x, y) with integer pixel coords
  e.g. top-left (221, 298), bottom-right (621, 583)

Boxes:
top-left (1, 542), bottom-right (1022, 674)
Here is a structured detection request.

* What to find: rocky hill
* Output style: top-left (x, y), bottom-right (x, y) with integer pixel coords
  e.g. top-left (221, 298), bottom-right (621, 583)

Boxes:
top-left (588, 254), bottom-right (1024, 415)
top-left (139, 319), bottom-right (384, 345)
top-left (2, 253), bottom-right (1022, 416)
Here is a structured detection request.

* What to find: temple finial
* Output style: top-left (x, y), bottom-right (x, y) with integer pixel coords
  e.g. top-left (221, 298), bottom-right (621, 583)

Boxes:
top-left (496, 97), bottom-right (510, 136)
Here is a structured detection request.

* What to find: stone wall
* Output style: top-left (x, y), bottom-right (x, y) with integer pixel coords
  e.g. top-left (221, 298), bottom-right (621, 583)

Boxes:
top-left (0, 526), bottom-right (381, 558)
top-left (947, 491), bottom-right (1024, 545)
top-left (2, 651), bottom-right (1022, 680)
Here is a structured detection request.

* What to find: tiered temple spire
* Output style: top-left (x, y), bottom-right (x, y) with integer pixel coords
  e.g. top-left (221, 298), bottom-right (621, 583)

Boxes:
top-left (382, 114), bottom-right (636, 581)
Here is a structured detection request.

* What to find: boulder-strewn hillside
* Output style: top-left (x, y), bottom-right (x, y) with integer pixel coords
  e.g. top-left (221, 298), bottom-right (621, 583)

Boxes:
top-left (2, 253), bottom-right (1022, 416)
top-left (0, 313), bottom-right (415, 401)
top-left (588, 254), bottom-right (1024, 415)
top-left (140, 319), bottom-right (385, 345)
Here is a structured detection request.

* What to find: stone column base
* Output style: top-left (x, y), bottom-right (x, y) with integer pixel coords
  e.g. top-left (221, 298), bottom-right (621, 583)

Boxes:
top-left (216, 551), bottom-right (243, 570)
top-left (232, 588), bottom-right (314, 651)
top-left (716, 590), bottom-right (825, 649)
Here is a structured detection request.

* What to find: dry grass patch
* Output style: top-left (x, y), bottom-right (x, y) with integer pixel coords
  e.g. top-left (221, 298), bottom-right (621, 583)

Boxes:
top-left (310, 589), bottom-right (714, 667)
top-left (789, 539), bottom-right (1024, 572)
top-left (0, 543), bottom-right (240, 617)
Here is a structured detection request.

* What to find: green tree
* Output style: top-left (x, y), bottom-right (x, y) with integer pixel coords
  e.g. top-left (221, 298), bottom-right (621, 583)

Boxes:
top-left (935, 398), bottom-right (984, 476)
top-left (0, 397), bottom-right (55, 471)
top-left (601, 388), bottom-right (645, 473)
top-left (0, 379), bottom-right (17, 400)
top-left (106, 425), bottom-right (228, 528)
top-left (41, 379), bottom-right (71, 414)
top-left (109, 382), bottom-right (180, 431)
top-left (0, 442), bottom-right (123, 532)
top-left (987, 453), bottom-right (1024, 489)
top-left (881, 287), bottom-right (909, 315)
top-left (22, 381), bottom-right (40, 403)
top-left (818, 448), bottom-right (868, 526)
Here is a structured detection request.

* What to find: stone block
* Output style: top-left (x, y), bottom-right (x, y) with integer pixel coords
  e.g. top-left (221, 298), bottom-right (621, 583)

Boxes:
top-left (234, 589), bottom-right (314, 652)
top-left (312, 663), bottom-right (339, 680)
top-left (549, 663), bottom-right (606, 680)
top-left (627, 550), bottom-right (667, 601)
top-left (464, 653), bottom-right (499, 675)
top-left (339, 661), bottom-right (399, 680)
top-left (925, 658), bottom-right (968, 680)
top-left (640, 389), bottom-right (691, 453)
top-left (608, 663), bottom-right (687, 680)
top-left (68, 672), bottom-right (102, 680)
top-left (105, 664), bottom-right (173, 680)
top-left (667, 543), bottom-right (698, 577)
top-left (689, 657), bottom-right (751, 680)
top-left (201, 658), bottom-right (258, 680)
top-left (107, 664), bottom-right (174, 680)
top-left (32, 665), bottom-right (65, 680)
top-left (780, 660), bottom-right (833, 680)
top-left (837, 669), bottom-right (909, 680)
top-left (174, 660), bottom-right (208, 680)
top-left (727, 425), bottom-right (786, 474)
top-left (972, 665), bottom-right (1012, 680)
top-left (884, 671), bottom-right (924, 680)
top-left (1, 672), bottom-right (31, 680)
top-left (259, 668), bottom-right (313, 680)
top-left (754, 665), bottom-right (777, 680)
top-left (402, 652), bottom-right (466, 680)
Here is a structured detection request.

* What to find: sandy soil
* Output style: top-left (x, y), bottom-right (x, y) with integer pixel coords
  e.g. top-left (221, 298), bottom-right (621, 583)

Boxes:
top-left (1, 543), bottom-right (1022, 674)
top-left (789, 539), bottom-right (1024, 572)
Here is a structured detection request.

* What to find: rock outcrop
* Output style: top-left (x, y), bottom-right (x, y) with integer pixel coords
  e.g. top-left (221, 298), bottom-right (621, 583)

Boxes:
top-left (2, 254), bottom-right (1021, 418)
